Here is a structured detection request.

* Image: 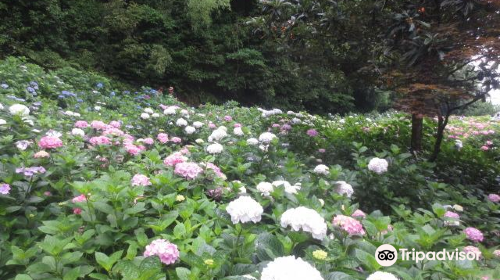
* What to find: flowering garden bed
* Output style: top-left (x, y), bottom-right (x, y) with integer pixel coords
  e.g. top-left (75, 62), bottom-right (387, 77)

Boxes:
top-left (0, 57), bottom-right (499, 280)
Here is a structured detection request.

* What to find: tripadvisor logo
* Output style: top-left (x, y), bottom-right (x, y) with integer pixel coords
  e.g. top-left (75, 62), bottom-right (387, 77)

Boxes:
top-left (375, 244), bottom-right (480, 266)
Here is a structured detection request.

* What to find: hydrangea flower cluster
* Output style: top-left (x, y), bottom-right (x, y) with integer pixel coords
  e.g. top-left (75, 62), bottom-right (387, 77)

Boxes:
top-left (131, 174), bottom-right (151, 186)
top-left (207, 143), bottom-right (223, 154)
top-left (174, 162), bottom-right (203, 180)
top-left (16, 166), bottom-right (46, 177)
top-left (462, 246), bottom-right (482, 259)
top-left (366, 271), bottom-right (399, 280)
top-left (335, 181), bottom-right (354, 197)
top-left (261, 256), bottom-right (324, 280)
top-left (163, 152), bottom-right (187, 166)
top-left (313, 164), bottom-right (329, 175)
top-left (368, 157), bottom-right (389, 174)
top-left (332, 215), bottom-right (365, 236)
top-left (38, 136), bottom-right (63, 149)
top-left (351, 209), bottom-right (366, 219)
top-left (464, 227), bottom-right (484, 242)
top-left (256, 182), bottom-right (274, 196)
top-left (226, 196), bottom-right (263, 224)
top-left (488, 194), bottom-right (500, 203)
top-left (143, 239), bottom-right (179, 265)
top-left (280, 207), bottom-right (327, 240)
top-left (0, 183), bottom-right (10, 195)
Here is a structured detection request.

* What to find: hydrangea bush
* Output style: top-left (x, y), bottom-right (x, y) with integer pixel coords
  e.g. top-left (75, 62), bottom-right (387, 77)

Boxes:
top-left (0, 57), bottom-right (499, 280)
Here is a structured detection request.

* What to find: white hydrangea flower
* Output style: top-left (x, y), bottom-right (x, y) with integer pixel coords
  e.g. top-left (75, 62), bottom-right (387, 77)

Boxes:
top-left (193, 121), bottom-right (204, 128)
top-left (226, 196), bottom-right (263, 224)
top-left (64, 111), bottom-right (75, 116)
top-left (163, 107), bottom-right (177, 115)
top-left (152, 113), bottom-right (160, 118)
top-left (176, 118), bottom-right (188, 127)
top-left (180, 109), bottom-right (189, 116)
top-left (280, 207), bottom-right (327, 240)
top-left (207, 143), bottom-right (224, 154)
top-left (272, 180), bottom-right (301, 194)
top-left (94, 106), bottom-right (101, 111)
top-left (71, 128), bottom-right (85, 136)
top-left (46, 130), bottom-right (62, 138)
top-left (291, 117), bottom-right (302, 124)
top-left (9, 104), bottom-right (30, 116)
top-left (335, 181), bottom-right (354, 198)
top-left (185, 126), bottom-right (196, 134)
top-left (15, 140), bottom-right (31, 150)
top-left (140, 113), bottom-right (150, 119)
top-left (261, 256), bottom-right (324, 280)
top-left (256, 182), bottom-right (274, 196)
top-left (234, 127), bottom-right (244, 136)
top-left (366, 271), bottom-right (399, 280)
top-left (313, 164), bottom-right (329, 175)
top-left (0, 103), bottom-right (4, 110)
top-left (195, 138), bottom-right (204, 144)
top-left (208, 128), bottom-right (227, 142)
top-left (144, 108), bottom-right (154, 114)
top-left (259, 132), bottom-right (277, 144)
top-left (368, 157), bottom-right (388, 174)
top-left (0, 119), bottom-right (6, 125)
top-left (247, 138), bottom-right (259, 145)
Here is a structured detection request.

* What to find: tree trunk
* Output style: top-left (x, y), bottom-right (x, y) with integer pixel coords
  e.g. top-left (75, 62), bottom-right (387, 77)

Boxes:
top-left (411, 114), bottom-right (423, 153)
top-left (429, 113), bottom-right (450, 162)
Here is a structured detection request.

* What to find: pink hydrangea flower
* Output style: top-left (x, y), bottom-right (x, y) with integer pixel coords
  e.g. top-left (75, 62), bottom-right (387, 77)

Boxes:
top-left (174, 162), bottom-right (203, 180)
top-left (171, 137), bottom-right (182, 143)
top-left (224, 115), bottom-right (233, 121)
top-left (307, 129), bottom-right (318, 137)
top-left (351, 209), bottom-right (366, 219)
top-left (281, 124), bottom-right (292, 131)
top-left (74, 121), bottom-right (89, 128)
top-left (143, 138), bottom-right (154, 145)
top-left (234, 123), bottom-right (242, 128)
top-left (163, 152), bottom-right (187, 166)
top-left (493, 250), bottom-right (500, 258)
top-left (318, 148), bottom-right (326, 153)
top-left (488, 194), bottom-right (500, 203)
top-left (44, 191), bottom-right (51, 196)
top-left (444, 211), bottom-right (460, 219)
top-left (157, 133), bottom-right (169, 143)
top-left (73, 208), bottom-right (82, 215)
top-left (38, 136), bottom-right (63, 149)
top-left (131, 174), bottom-right (152, 186)
top-left (125, 144), bottom-right (141, 155)
top-left (272, 123), bottom-right (280, 128)
top-left (480, 145), bottom-right (489, 151)
top-left (464, 227), bottom-right (484, 242)
top-left (89, 136), bottom-right (111, 146)
top-left (332, 215), bottom-right (365, 236)
top-left (72, 194), bottom-right (87, 203)
top-left (91, 120), bottom-right (107, 130)
top-left (109, 121), bottom-right (121, 128)
top-left (143, 239), bottom-right (179, 265)
top-left (205, 162), bottom-right (226, 179)
top-left (34, 151), bottom-right (50, 158)
top-left (463, 246), bottom-right (482, 259)
top-left (103, 128), bottom-right (124, 136)
top-left (209, 123), bottom-right (216, 129)
top-left (0, 183), bottom-right (11, 195)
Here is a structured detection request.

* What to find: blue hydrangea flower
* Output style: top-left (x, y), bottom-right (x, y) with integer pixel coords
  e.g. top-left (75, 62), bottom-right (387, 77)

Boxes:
top-left (1, 83), bottom-right (8, 89)
top-left (27, 87), bottom-right (36, 93)
top-left (110, 91), bottom-right (116, 96)
top-left (96, 83), bottom-right (104, 88)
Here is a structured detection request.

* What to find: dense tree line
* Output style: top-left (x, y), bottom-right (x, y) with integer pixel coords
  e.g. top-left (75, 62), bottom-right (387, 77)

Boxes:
top-left (0, 0), bottom-right (374, 113)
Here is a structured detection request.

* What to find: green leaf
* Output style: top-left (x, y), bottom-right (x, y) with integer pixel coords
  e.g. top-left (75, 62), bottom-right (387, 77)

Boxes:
top-left (325, 272), bottom-right (355, 280)
top-left (15, 275), bottom-right (33, 280)
top-left (63, 267), bottom-right (81, 280)
top-left (255, 233), bottom-right (284, 261)
top-left (176, 267), bottom-right (191, 280)
top-left (355, 249), bottom-right (381, 271)
top-left (95, 250), bottom-right (123, 272)
top-left (174, 223), bottom-right (187, 239)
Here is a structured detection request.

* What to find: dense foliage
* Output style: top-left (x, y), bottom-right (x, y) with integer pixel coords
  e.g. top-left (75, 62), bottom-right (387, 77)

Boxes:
top-left (1, 57), bottom-right (500, 280)
top-left (0, 0), bottom-right (366, 113)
